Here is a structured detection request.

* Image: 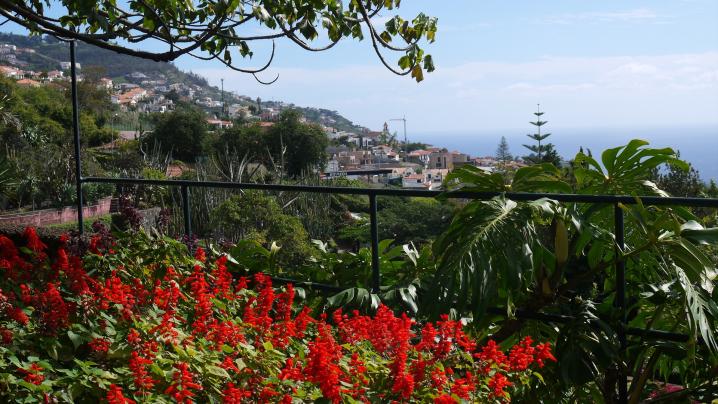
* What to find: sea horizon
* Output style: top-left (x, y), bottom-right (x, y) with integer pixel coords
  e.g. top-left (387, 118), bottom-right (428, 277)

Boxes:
top-left (410, 124), bottom-right (718, 182)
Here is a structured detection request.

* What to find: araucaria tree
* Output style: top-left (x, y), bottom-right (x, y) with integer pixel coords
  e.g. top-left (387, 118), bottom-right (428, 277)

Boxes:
top-left (522, 104), bottom-right (560, 165)
top-left (0, 0), bottom-right (437, 83)
top-left (496, 136), bottom-right (513, 169)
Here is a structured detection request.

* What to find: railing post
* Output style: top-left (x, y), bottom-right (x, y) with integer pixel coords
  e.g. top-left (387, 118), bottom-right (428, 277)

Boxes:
top-left (181, 185), bottom-right (191, 238)
top-left (369, 193), bottom-right (380, 294)
top-left (614, 204), bottom-right (627, 404)
top-left (70, 40), bottom-right (84, 235)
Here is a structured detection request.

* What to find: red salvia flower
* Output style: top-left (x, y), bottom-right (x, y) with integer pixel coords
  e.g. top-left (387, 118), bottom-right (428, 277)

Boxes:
top-left (0, 327), bottom-right (12, 344)
top-left (434, 394), bottom-right (458, 404)
top-left (164, 362), bottom-right (202, 404)
top-left (235, 276), bottom-right (249, 291)
top-left (222, 382), bottom-right (251, 403)
top-left (259, 384), bottom-right (281, 402)
top-left (23, 227), bottom-right (47, 253)
top-left (99, 271), bottom-right (136, 320)
top-left (278, 357), bottom-right (303, 381)
top-left (19, 363), bottom-right (44, 385)
top-left (127, 328), bottom-right (142, 346)
top-left (128, 351), bottom-right (155, 391)
top-left (305, 322), bottom-right (343, 403)
top-left (107, 384), bottom-right (136, 404)
top-left (7, 306), bottom-right (29, 325)
top-left (34, 283), bottom-right (70, 334)
top-left (88, 337), bottom-right (111, 353)
top-left (211, 255), bottom-right (233, 299)
top-left (475, 339), bottom-right (508, 371)
top-left (535, 342), bottom-right (556, 367)
top-left (488, 372), bottom-right (512, 398)
top-left (194, 247), bottom-right (206, 263)
top-left (0, 235), bottom-right (19, 259)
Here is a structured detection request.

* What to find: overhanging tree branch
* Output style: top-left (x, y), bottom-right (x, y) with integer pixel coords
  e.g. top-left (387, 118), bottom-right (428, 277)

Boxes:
top-left (0, 0), bottom-right (437, 82)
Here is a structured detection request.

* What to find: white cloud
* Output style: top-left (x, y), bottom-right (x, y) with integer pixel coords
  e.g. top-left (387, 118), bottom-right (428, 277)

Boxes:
top-left (540, 8), bottom-right (663, 25)
top-left (194, 51), bottom-right (718, 131)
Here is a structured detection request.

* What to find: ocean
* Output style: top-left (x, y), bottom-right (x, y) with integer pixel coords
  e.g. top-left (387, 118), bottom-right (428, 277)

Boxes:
top-left (411, 125), bottom-right (718, 182)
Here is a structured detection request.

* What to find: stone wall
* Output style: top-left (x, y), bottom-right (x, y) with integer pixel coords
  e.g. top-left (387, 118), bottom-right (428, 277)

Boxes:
top-left (0, 197), bottom-right (113, 228)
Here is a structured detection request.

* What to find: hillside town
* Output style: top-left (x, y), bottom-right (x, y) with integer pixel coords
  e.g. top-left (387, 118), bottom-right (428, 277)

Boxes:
top-left (322, 122), bottom-right (525, 190)
top-left (2, 40), bottom-right (526, 191)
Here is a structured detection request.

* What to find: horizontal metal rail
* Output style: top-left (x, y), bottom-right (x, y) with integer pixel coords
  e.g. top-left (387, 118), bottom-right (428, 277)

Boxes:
top-left (81, 176), bottom-right (718, 207)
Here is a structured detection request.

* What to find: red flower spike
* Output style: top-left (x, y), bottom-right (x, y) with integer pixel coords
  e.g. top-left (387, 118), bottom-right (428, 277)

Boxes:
top-left (19, 363), bottom-right (45, 385)
top-left (107, 384), bottom-right (136, 404)
top-left (222, 382), bottom-right (251, 403)
top-left (129, 352), bottom-right (156, 391)
top-left (23, 227), bottom-right (47, 253)
top-left (164, 362), bottom-right (202, 403)
top-left (194, 247), bottom-right (206, 263)
top-left (89, 337), bottom-right (111, 353)
top-left (34, 283), bottom-right (70, 334)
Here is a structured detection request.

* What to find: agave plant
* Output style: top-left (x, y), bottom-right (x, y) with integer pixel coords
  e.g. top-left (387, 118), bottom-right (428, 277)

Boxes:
top-left (430, 140), bottom-right (718, 402)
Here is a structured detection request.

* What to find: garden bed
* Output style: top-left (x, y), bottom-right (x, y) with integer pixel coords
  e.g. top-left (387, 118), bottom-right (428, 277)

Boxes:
top-left (0, 227), bottom-right (553, 402)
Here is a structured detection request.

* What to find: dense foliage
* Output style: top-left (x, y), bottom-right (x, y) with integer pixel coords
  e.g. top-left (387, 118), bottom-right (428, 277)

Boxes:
top-left (211, 191), bottom-right (316, 266)
top-left (432, 140), bottom-right (718, 402)
top-left (216, 110), bottom-right (329, 178)
top-left (0, 77), bottom-right (114, 210)
top-left (339, 197), bottom-right (455, 247)
top-left (144, 106), bottom-right (210, 163)
top-left (0, 228), bottom-right (553, 402)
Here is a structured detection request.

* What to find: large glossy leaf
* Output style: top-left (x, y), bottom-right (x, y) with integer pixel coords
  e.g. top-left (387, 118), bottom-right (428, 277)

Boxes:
top-left (672, 265), bottom-right (718, 352)
top-left (429, 197), bottom-right (553, 319)
top-left (573, 139), bottom-right (687, 195)
top-left (681, 222), bottom-right (718, 245)
top-left (511, 163), bottom-right (572, 193)
top-left (444, 162), bottom-right (571, 194)
top-left (444, 165), bottom-right (506, 192)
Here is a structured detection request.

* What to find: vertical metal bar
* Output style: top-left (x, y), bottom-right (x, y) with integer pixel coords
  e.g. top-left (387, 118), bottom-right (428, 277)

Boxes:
top-left (615, 204), bottom-right (627, 404)
top-left (181, 185), bottom-right (191, 238)
top-left (369, 193), bottom-right (380, 293)
top-left (70, 41), bottom-right (84, 235)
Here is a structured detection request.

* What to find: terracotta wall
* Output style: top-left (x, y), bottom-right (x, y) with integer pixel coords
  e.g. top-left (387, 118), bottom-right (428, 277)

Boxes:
top-left (0, 197), bottom-right (113, 227)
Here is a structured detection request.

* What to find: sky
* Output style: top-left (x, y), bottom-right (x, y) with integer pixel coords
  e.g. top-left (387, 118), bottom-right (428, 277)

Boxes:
top-left (176, 0), bottom-right (718, 134)
top-left (2, 1), bottom-right (718, 135)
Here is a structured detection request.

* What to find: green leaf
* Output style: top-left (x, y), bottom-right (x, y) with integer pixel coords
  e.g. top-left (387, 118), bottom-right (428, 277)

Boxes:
top-left (67, 330), bottom-right (83, 349)
top-left (681, 225), bottom-right (718, 245)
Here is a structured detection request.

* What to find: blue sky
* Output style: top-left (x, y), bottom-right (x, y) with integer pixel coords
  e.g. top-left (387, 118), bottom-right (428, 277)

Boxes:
top-left (3, 1), bottom-right (718, 134)
top-left (182, 0), bottom-right (718, 133)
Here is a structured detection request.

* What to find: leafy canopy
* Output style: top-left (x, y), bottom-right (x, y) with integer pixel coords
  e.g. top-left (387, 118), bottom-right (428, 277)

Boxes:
top-left (0, 0), bottom-right (437, 83)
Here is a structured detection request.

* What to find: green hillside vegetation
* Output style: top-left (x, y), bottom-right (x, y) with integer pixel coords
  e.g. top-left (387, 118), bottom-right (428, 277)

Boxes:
top-left (0, 33), bottom-right (367, 132)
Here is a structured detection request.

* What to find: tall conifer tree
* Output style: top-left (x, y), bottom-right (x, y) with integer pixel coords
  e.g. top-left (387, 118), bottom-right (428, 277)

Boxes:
top-left (522, 105), bottom-right (560, 165)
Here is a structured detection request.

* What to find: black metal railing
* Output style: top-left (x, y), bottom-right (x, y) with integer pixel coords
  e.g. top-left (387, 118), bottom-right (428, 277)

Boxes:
top-left (64, 40), bottom-right (718, 404)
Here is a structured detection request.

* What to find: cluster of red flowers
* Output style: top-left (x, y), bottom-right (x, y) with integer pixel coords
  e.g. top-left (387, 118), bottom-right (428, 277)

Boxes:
top-left (0, 227), bottom-right (554, 403)
top-left (18, 363), bottom-right (44, 385)
top-left (164, 362), bottom-right (203, 403)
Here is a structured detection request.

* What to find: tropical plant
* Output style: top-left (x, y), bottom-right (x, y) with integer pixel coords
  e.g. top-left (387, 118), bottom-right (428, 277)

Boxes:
top-left (432, 140), bottom-right (718, 402)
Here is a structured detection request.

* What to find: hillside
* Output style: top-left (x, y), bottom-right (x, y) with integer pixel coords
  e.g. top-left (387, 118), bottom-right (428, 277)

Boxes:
top-left (0, 32), bottom-right (367, 132)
